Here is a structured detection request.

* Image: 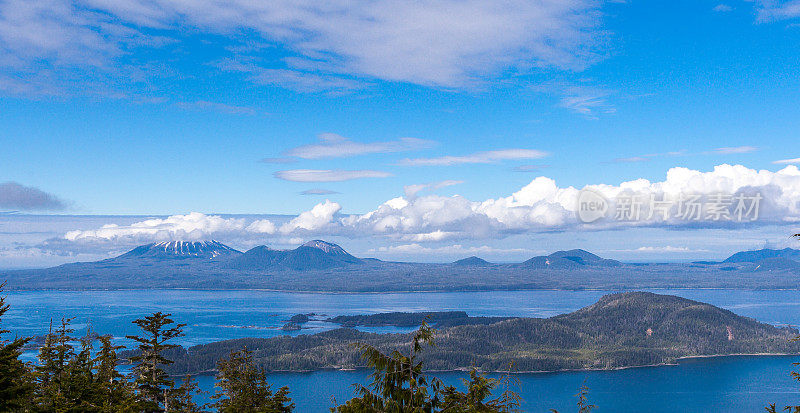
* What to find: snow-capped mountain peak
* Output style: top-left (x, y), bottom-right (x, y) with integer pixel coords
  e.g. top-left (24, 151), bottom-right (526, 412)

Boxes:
top-left (119, 240), bottom-right (241, 259)
top-left (301, 240), bottom-right (349, 256)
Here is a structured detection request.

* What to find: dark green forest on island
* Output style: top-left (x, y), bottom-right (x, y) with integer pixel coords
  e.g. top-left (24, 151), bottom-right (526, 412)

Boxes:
top-left (157, 292), bottom-right (799, 375)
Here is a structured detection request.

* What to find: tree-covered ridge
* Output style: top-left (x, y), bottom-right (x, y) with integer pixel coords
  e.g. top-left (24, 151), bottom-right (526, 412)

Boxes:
top-left (325, 311), bottom-right (512, 328)
top-left (158, 292), bottom-right (800, 375)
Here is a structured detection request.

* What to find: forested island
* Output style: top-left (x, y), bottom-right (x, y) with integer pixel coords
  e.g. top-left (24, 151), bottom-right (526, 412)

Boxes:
top-left (324, 311), bottom-right (512, 328)
top-left (154, 292), bottom-right (800, 375)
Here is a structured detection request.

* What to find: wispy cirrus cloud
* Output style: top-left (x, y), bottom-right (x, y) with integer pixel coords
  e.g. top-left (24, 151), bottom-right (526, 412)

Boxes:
top-left (755, 0), bottom-right (800, 22)
top-left (400, 149), bottom-right (548, 166)
top-left (714, 146), bottom-right (758, 154)
top-left (609, 146), bottom-right (758, 164)
top-left (260, 157), bottom-right (297, 164)
top-left (403, 180), bottom-right (464, 198)
top-left (274, 169), bottom-right (392, 182)
top-left (558, 92), bottom-right (615, 118)
top-left (612, 156), bottom-right (650, 163)
top-left (0, 0), bottom-right (609, 96)
top-left (531, 81), bottom-right (616, 118)
top-left (285, 133), bottom-right (434, 159)
top-left (173, 100), bottom-right (258, 115)
top-left (301, 189), bottom-right (340, 195)
top-left (0, 182), bottom-right (67, 211)
top-left (0, 0), bottom-right (178, 97)
top-left (773, 157), bottom-right (800, 165)
top-left (213, 60), bottom-right (367, 94)
top-left (513, 164), bottom-right (550, 172)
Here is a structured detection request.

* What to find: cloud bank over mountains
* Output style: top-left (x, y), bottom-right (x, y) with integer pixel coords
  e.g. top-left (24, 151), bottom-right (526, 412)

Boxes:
top-left (62, 164), bottom-right (800, 248)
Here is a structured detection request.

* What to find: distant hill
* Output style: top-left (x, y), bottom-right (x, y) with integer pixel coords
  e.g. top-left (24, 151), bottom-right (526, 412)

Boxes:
top-left (230, 240), bottom-right (362, 271)
top-left (157, 292), bottom-right (800, 375)
top-left (520, 249), bottom-right (621, 269)
top-left (228, 245), bottom-right (284, 269)
top-left (548, 249), bottom-right (602, 263)
top-left (723, 248), bottom-right (800, 263)
top-left (549, 249), bottom-right (622, 267)
top-left (753, 257), bottom-right (800, 272)
top-left (522, 255), bottom-right (583, 269)
top-left (118, 240), bottom-right (241, 260)
top-left (452, 256), bottom-right (491, 266)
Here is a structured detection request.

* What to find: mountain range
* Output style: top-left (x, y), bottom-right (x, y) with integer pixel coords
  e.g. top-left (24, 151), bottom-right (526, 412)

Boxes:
top-left (2, 241), bottom-right (799, 291)
top-left (723, 247), bottom-right (800, 263)
top-left (229, 241), bottom-right (362, 271)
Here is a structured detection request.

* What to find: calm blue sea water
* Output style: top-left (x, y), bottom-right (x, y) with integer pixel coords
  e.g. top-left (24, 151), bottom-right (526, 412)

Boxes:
top-left (3, 289), bottom-right (800, 411)
top-left (190, 355), bottom-right (800, 412)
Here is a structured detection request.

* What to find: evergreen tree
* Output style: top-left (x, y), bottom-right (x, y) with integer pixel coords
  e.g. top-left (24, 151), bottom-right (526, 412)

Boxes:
top-left (92, 334), bottom-right (139, 412)
top-left (34, 317), bottom-right (79, 411)
top-left (574, 383), bottom-right (596, 413)
top-left (333, 321), bottom-right (520, 412)
top-left (0, 283), bottom-right (33, 412)
top-left (211, 347), bottom-right (294, 413)
top-left (32, 319), bottom-right (105, 412)
top-left (550, 382), bottom-right (595, 413)
top-left (440, 370), bottom-right (521, 412)
top-left (126, 312), bottom-right (186, 412)
top-left (334, 321), bottom-right (442, 412)
top-left (166, 375), bottom-right (205, 413)
top-left (69, 327), bottom-right (105, 411)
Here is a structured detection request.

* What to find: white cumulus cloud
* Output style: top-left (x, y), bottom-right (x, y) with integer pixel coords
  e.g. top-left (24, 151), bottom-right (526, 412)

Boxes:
top-left (344, 164), bottom-right (800, 241)
top-left (64, 212), bottom-right (248, 242)
top-left (280, 200), bottom-right (341, 233)
top-left (62, 165), bottom-right (800, 248)
top-left (246, 219), bottom-right (277, 234)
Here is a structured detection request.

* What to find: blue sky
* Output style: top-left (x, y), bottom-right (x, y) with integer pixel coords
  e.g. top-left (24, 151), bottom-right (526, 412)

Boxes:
top-left (1, 0), bottom-right (800, 267)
